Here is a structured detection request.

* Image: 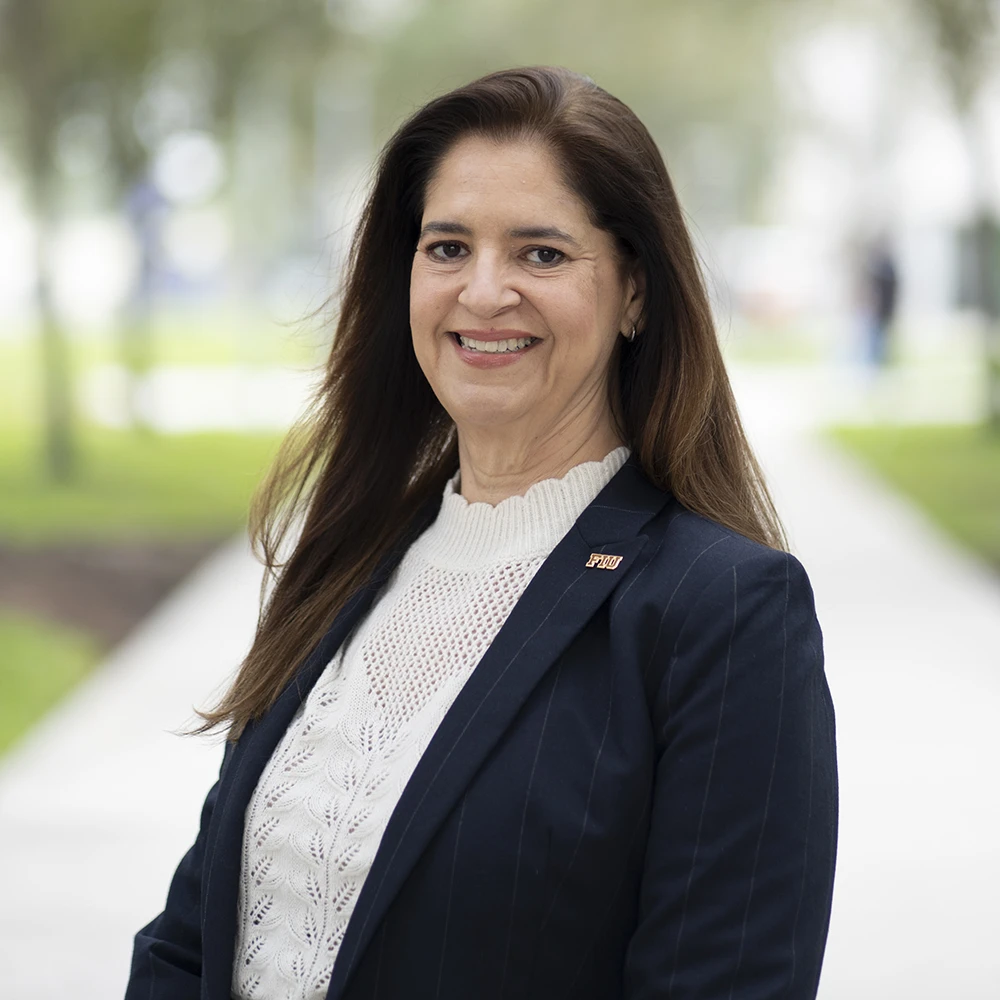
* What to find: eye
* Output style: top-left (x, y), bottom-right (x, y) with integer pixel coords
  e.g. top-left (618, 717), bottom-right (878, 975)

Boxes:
top-left (525, 246), bottom-right (565, 266)
top-left (428, 241), bottom-right (467, 261)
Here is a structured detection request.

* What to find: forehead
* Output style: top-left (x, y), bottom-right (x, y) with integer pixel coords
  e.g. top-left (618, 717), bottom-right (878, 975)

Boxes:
top-left (422, 136), bottom-right (593, 230)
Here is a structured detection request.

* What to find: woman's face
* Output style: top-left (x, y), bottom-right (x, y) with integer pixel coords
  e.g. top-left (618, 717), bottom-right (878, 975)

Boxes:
top-left (410, 136), bottom-right (642, 444)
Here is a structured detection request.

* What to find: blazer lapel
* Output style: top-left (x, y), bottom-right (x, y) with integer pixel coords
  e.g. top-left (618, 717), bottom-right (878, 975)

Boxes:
top-left (327, 457), bottom-right (671, 1000)
top-left (201, 500), bottom-right (441, 1000)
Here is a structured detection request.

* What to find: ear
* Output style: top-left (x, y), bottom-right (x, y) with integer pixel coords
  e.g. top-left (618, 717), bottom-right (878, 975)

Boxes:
top-left (621, 264), bottom-right (646, 333)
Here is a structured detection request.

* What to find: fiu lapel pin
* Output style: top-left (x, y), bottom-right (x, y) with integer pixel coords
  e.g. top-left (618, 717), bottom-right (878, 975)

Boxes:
top-left (586, 552), bottom-right (623, 571)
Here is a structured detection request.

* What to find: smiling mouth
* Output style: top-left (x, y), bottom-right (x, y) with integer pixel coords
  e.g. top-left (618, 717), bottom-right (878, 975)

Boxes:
top-left (451, 333), bottom-right (539, 354)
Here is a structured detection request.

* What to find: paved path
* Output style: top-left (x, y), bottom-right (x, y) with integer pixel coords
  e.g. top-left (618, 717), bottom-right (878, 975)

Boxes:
top-left (0, 364), bottom-right (997, 998)
top-left (0, 537), bottom-right (264, 999)
top-left (732, 367), bottom-right (1000, 999)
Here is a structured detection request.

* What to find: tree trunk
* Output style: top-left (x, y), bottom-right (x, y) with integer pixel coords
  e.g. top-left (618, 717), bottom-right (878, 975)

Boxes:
top-left (35, 215), bottom-right (76, 482)
top-left (8, 0), bottom-right (78, 478)
top-left (30, 167), bottom-right (77, 482)
top-left (119, 190), bottom-right (158, 433)
top-left (963, 109), bottom-right (1000, 428)
top-left (971, 215), bottom-right (1000, 427)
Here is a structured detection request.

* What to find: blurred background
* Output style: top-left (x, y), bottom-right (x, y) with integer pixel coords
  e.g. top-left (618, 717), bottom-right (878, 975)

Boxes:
top-left (0, 0), bottom-right (997, 997)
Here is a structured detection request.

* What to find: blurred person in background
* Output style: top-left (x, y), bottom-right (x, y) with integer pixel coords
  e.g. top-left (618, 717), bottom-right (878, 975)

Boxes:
top-left (860, 236), bottom-right (900, 368)
top-left (126, 67), bottom-right (837, 1000)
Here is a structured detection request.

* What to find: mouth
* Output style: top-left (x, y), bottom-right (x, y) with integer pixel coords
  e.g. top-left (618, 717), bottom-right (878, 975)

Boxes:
top-left (450, 332), bottom-right (540, 354)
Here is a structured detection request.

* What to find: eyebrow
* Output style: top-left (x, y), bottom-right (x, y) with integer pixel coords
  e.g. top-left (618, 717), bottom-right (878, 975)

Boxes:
top-left (418, 220), bottom-right (582, 249)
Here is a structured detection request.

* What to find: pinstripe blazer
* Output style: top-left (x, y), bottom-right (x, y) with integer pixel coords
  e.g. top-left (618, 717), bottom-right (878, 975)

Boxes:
top-left (126, 455), bottom-right (837, 1000)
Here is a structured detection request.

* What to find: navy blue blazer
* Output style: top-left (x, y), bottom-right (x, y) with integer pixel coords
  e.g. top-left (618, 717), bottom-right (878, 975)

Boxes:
top-left (126, 456), bottom-right (837, 1000)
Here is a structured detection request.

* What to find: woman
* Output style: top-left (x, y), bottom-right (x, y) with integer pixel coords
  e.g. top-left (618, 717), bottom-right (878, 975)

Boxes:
top-left (126, 66), bottom-right (837, 1000)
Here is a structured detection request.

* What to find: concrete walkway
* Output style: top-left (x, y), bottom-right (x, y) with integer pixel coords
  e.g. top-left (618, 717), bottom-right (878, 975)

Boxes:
top-left (731, 367), bottom-right (1000, 999)
top-left (0, 364), bottom-right (997, 998)
top-left (0, 537), bottom-right (264, 999)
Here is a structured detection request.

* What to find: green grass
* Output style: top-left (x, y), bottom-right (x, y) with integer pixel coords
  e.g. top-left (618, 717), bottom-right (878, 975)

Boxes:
top-left (0, 425), bottom-right (283, 543)
top-left (831, 424), bottom-right (1000, 570)
top-left (0, 425), bottom-right (283, 755)
top-left (0, 612), bottom-right (99, 755)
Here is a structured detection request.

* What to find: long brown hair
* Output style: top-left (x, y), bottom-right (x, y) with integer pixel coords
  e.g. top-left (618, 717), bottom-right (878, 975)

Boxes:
top-left (200, 66), bottom-right (785, 738)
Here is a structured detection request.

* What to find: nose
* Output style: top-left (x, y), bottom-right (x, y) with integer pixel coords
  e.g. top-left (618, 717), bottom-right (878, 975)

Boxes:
top-left (457, 250), bottom-right (520, 317)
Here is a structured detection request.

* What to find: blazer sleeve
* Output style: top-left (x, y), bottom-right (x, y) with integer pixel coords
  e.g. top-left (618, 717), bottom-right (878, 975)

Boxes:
top-left (623, 549), bottom-right (838, 999)
top-left (125, 742), bottom-right (232, 1000)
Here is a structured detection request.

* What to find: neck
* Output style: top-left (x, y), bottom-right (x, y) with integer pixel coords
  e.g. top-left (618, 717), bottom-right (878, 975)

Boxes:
top-left (456, 412), bottom-right (624, 506)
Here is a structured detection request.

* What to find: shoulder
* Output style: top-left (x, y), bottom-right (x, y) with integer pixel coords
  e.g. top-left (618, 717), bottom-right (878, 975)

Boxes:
top-left (629, 498), bottom-right (811, 603)
top-left (612, 499), bottom-right (821, 684)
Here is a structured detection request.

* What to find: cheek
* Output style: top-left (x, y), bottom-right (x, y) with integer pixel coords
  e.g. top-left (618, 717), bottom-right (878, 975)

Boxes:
top-left (408, 265), bottom-right (428, 329)
top-left (559, 265), bottom-right (608, 318)
top-left (409, 267), bottom-right (452, 336)
top-left (545, 276), bottom-right (612, 348)
top-left (409, 271), bottom-right (454, 387)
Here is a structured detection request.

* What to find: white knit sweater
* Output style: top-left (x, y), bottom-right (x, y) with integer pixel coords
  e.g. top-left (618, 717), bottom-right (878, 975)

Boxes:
top-left (232, 446), bottom-right (630, 1000)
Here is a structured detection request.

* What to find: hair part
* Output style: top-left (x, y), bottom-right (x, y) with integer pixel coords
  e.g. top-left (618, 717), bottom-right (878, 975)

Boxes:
top-left (197, 65), bottom-right (786, 739)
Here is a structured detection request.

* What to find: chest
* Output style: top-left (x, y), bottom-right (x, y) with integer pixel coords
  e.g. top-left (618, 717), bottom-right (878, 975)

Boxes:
top-left (335, 612), bottom-right (658, 999)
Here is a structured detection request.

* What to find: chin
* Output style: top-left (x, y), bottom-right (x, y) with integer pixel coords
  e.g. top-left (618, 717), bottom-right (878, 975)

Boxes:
top-left (443, 386), bottom-right (533, 430)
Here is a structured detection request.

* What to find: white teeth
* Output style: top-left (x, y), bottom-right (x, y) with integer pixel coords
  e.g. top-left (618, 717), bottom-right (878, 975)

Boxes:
top-left (457, 335), bottom-right (535, 353)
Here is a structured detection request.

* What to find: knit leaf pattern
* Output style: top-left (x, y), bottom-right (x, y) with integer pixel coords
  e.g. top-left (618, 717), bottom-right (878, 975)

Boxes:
top-left (231, 446), bottom-right (630, 1000)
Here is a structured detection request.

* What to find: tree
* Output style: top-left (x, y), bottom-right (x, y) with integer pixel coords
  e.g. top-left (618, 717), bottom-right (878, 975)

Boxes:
top-left (0, 0), bottom-right (342, 470)
top-left (913, 0), bottom-right (1000, 426)
top-left (0, 0), bottom-right (160, 477)
top-left (165, 0), bottom-right (343, 231)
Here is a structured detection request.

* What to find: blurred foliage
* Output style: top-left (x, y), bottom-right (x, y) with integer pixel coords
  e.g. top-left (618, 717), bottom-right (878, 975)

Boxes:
top-left (0, 0), bottom-right (340, 478)
top-left (0, 0), bottom-right (157, 186)
top-left (912, 0), bottom-right (999, 107)
top-left (159, 0), bottom-right (341, 183)
top-left (833, 423), bottom-right (1000, 569)
top-left (0, 426), bottom-right (281, 543)
top-left (909, 0), bottom-right (1000, 425)
top-left (371, 0), bottom-right (800, 222)
top-left (0, 0), bottom-right (342, 199)
top-left (0, 612), bottom-right (98, 755)
top-left (0, 0), bottom-right (166, 478)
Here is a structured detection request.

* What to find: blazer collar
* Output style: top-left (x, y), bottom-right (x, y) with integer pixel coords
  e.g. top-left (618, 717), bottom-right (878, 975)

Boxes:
top-left (201, 456), bottom-right (671, 1000)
